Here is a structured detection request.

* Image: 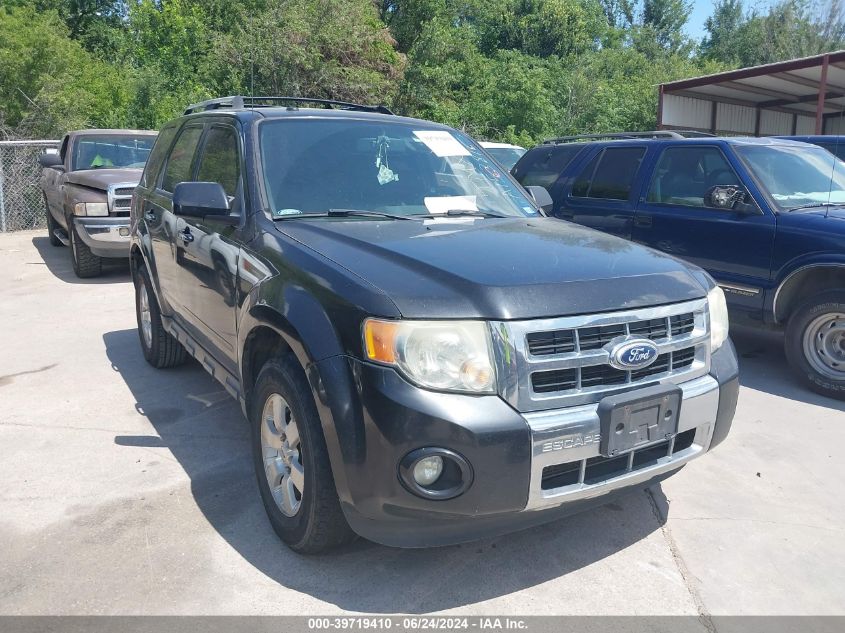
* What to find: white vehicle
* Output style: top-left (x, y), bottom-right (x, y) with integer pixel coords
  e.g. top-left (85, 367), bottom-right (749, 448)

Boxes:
top-left (479, 141), bottom-right (526, 170)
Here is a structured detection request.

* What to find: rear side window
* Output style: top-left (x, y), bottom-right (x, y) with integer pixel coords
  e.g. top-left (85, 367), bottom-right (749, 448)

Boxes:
top-left (571, 146), bottom-right (645, 201)
top-left (512, 145), bottom-right (583, 188)
top-left (140, 124), bottom-right (178, 189)
top-left (195, 126), bottom-right (241, 198)
top-left (647, 146), bottom-right (740, 208)
top-left (161, 126), bottom-right (203, 193)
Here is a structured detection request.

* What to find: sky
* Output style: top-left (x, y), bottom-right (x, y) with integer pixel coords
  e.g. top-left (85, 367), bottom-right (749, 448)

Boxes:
top-left (684, 0), bottom-right (777, 42)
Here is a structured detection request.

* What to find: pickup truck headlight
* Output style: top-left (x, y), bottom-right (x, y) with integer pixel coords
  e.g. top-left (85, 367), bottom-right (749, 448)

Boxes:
top-left (73, 202), bottom-right (109, 217)
top-left (707, 286), bottom-right (729, 351)
top-left (363, 319), bottom-right (496, 393)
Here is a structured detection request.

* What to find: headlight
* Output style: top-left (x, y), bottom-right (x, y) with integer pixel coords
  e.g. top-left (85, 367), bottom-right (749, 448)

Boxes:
top-left (707, 286), bottom-right (729, 351)
top-left (73, 202), bottom-right (108, 216)
top-left (363, 319), bottom-right (496, 393)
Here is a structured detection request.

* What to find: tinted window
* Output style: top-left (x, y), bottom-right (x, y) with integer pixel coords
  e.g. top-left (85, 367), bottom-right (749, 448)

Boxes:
top-left (513, 145), bottom-right (584, 188)
top-left (140, 124), bottom-right (178, 189)
top-left (196, 126), bottom-right (241, 198)
top-left (571, 147), bottom-right (645, 201)
top-left (259, 120), bottom-right (538, 217)
top-left (647, 146), bottom-right (740, 208)
top-left (819, 143), bottom-right (845, 161)
top-left (72, 135), bottom-right (156, 170)
top-left (161, 126), bottom-right (203, 193)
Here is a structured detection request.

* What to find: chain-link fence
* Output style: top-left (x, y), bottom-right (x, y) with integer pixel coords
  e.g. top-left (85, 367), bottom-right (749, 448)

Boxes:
top-left (0, 140), bottom-right (60, 232)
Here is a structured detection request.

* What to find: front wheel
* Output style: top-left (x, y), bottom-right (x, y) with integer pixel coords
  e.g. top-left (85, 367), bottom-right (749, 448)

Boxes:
top-left (785, 291), bottom-right (845, 400)
top-left (251, 356), bottom-right (355, 553)
top-left (69, 222), bottom-right (102, 278)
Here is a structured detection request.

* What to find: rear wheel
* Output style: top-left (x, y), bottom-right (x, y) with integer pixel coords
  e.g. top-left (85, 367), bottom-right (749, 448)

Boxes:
top-left (69, 222), bottom-right (102, 278)
top-left (44, 197), bottom-right (62, 247)
top-left (785, 291), bottom-right (845, 400)
top-left (251, 356), bottom-right (355, 553)
top-left (134, 266), bottom-right (186, 368)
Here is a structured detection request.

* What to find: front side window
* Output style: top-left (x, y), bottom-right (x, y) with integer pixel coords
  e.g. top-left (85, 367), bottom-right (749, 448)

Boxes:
top-left (647, 146), bottom-right (740, 208)
top-left (196, 126), bottom-right (241, 198)
top-left (72, 135), bottom-right (156, 171)
top-left (570, 146), bottom-right (645, 201)
top-left (737, 144), bottom-right (845, 210)
top-left (161, 126), bottom-right (203, 193)
top-left (259, 120), bottom-right (538, 218)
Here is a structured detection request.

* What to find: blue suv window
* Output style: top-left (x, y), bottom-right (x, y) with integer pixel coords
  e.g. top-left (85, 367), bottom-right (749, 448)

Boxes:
top-left (647, 146), bottom-right (740, 208)
top-left (513, 145), bottom-right (584, 188)
top-left (571, 146), bottom-right (645, 201)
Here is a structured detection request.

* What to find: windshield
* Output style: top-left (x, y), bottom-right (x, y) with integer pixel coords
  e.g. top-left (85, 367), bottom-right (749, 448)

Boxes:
top-left (259, 119), bottom-right (538, 218)
top-left (72, 135), bottom-right (156, 170)
top-left (736, 144), bottom-right (845, 211)
top-left (484, 147), bottom-right (526, 170)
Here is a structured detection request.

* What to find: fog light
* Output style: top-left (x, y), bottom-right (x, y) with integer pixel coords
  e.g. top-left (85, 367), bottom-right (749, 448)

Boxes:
top-left (413, 456), bottom-right (443, 486)
top-left (119, 227), bottom-right (129, 237)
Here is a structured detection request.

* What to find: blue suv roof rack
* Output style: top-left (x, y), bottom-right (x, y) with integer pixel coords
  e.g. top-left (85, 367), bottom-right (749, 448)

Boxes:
top-left (542, 130), bottom-right (715, 144)
top-left (183, 96), bottom-right (394, 116)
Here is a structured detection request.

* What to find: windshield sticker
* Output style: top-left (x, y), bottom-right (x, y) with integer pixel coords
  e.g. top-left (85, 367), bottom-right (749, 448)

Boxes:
top-left (424, 195), bottom-right (478, 215)
top-left (273, 208), bottom-right (302, 217)
top-left (375, 135), bottom-right (399, 185)
top-left (413, 130), bottom-right (471, 158)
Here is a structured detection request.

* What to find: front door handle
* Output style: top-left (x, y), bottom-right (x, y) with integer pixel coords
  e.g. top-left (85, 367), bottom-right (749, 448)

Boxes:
top-left (144, 211), bottom-right (156, 223)
top-left (634, 214), bottom-right (653, 228)
top-left (180, 227), bottom-right (194, 244)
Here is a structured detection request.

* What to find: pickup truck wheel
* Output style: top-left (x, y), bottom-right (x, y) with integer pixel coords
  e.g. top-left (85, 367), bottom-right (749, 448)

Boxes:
top-left (134, 267), bottom-right (186, 368)
top-left (69, 222), bottom-right (102, 278)
top-left (251, 357), bottom-right (355, 553)
top-left (785, 291), bottom-right (845, 400)
top-left (44, 197), bottom-right (62, 247)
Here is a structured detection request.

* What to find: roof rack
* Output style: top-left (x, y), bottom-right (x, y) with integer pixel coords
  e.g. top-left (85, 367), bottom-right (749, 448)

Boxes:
top-left (542, 130), bottom-right (715, 144)
top-left (183, 96), bottom-right (394, 116)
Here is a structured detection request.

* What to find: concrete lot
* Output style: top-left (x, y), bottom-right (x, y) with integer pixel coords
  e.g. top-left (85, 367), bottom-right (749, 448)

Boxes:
top-left (1, 229), bottom-right (844, 617)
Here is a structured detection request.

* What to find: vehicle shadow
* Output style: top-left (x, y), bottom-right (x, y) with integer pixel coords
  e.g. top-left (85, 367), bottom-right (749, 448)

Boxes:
top-left (731, 326), bottom-right (845, 412)
top-left (103, 328), bottom-right (669, 613)
top-left (31, 236), bottom-right (130, 284)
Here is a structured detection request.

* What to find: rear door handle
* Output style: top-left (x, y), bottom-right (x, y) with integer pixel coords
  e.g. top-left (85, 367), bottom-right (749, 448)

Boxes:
top-left (180, 227), bottom-right (194, 243)
top-left (634, 214), bottom-right (653, 228)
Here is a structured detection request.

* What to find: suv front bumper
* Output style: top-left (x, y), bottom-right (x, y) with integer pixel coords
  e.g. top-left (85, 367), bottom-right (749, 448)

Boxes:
top-left (73, 216), bottom-right (131, 258)
top-left (317, 340), bottom-right (738, 548)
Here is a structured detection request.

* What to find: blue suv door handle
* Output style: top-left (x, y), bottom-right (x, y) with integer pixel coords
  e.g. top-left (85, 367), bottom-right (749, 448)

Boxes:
top-left (634, 214), bottom-right (653, 228)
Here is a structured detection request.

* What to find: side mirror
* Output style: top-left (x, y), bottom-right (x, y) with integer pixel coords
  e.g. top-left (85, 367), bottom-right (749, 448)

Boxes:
top-left (39, 153), bottom-right (63, 169)
top-left (525, 185), bottom-right (553, 213)
top-left (705, 185), bottom-right (757, 213)
top-left (173, 182), bottom-right (230, 218)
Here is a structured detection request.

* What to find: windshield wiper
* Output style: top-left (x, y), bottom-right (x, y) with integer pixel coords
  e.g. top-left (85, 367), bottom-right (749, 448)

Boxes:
top-left (272, 209), bottom-right (418, 221)
top-left (412, 209), bottom-right (509, 219)
top-left (786, 202), bottom-right (845, 212)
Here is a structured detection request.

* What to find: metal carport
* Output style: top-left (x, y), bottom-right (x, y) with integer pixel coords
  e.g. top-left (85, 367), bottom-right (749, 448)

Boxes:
top-left (658, 50), bottom-right (845, 136)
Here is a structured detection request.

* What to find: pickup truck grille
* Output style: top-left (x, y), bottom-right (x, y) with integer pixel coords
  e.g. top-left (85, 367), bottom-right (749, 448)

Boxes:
top-left (491, 299), bottom-right (710, 412)
top-left (107, 183), bottom-right (137, 217)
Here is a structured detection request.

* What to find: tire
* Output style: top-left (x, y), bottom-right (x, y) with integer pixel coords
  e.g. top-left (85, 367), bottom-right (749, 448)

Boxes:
top-left (68, 222), bottom-right (102, 278)
top-left (44, 197), bottom-right (62, 247)
top-left (134, 266), bottom-right (186, 369)
top-left (784, 291), bottom-right (845, 400)
top-left (251, 356), bottom-right (355, 553)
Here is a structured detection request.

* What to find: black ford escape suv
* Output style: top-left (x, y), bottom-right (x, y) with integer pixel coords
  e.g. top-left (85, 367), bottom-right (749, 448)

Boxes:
top-left (130, 96), bottom-right (739, 552)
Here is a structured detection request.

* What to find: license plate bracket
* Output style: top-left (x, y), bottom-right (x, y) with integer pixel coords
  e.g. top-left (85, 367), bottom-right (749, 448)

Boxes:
top-left (597, 384), bottom-right (682, 457)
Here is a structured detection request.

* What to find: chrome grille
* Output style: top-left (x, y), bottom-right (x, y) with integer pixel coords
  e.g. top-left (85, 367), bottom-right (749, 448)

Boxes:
top-left (491, 298), bottom-right (710, 412)
top-left (107, 182), bottom-right (137, 217)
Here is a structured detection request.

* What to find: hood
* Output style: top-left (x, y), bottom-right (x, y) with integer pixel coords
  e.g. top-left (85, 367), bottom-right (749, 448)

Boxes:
top-left (276, 217), bottom-right (708, 320)
top-left (792, 207), bottom-right (845, 221)
top-left (65, 168), bottom-right (143, 190)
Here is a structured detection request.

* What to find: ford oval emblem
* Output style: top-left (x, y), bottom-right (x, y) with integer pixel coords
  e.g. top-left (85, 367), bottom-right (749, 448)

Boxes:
top-left (609, 339), bottom-right (660, 371)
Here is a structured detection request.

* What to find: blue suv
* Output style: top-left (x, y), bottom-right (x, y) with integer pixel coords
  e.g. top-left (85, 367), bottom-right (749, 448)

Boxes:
top-left (513, 132), bottom-right (845, 399)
